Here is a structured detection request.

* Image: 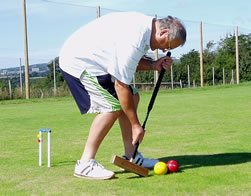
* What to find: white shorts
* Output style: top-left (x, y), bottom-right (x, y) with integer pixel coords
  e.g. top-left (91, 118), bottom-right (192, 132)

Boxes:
top-left (61, 69), bottom-right (138, 114)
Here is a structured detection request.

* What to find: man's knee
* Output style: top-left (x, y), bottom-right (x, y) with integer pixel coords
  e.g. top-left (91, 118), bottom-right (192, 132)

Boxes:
top-left (113, 110), bottom-right (123, 118)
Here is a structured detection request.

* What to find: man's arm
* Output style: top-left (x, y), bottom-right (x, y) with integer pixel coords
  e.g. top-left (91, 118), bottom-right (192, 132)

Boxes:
top-left (114, 79), bottom-right (145, 145)
top-left (137, 56), bottom-right (173, 72)
top-left (136, 58), bottom-right (153, 71)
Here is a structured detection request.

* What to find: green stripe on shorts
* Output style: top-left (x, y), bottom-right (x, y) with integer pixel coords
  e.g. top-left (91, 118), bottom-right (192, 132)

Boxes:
top-left (82, 71), bottom-right (122, 112)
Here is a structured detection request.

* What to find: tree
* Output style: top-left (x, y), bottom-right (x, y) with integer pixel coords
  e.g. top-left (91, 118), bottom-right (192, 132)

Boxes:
top-left (238, 34), bottom-right (251, 81)
top-left (46, 57), bottom-right (64, 88)
top-left (0, 79), bottom-right (7, 90)
top-left (172, 49), bottom-right (200, 86)
top-left (203, 41), bottom-right (217, 85)
top-left (215, 33), bottom-right (251, 83)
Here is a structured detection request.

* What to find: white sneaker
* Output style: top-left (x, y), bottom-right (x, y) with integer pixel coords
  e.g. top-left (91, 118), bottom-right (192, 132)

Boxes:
top-left (123, 152), bottom-right (159, 169)
top-left (74, 159), bottom-right (115, 180)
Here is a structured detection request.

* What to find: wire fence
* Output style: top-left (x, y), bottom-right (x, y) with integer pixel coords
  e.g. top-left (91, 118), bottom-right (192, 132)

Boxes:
top-left (0, 0), bottom-right (250, 99)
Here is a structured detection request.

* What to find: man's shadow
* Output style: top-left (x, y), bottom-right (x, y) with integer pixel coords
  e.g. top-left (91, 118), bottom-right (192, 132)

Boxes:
top-left (159, 152), bottom-right (251, 171)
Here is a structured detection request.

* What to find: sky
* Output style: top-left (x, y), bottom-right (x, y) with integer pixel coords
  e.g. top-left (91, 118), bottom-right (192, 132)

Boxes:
top-left (0, 0), bottom-right (250, 69)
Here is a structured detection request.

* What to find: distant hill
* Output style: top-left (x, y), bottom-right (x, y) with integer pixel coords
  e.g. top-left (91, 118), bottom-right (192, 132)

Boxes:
top-left (0, 63), bottom-right (49, 76)
top-left (0, 63), bottom-right (49, 72)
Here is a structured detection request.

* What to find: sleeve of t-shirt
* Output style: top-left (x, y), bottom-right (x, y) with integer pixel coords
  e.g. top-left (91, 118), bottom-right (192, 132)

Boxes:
top-left (107, 43), bottom-right (144, 85)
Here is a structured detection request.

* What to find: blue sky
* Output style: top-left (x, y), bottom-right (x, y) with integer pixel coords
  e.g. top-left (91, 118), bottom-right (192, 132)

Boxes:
top-left (0, 0), bottom-right (250, 69)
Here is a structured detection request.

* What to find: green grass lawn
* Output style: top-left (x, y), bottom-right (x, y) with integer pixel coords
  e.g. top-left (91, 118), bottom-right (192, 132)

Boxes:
top-left (1, 83), bottom-right (251, 196)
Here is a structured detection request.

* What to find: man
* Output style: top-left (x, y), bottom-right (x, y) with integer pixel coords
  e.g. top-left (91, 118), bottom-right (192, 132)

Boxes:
top-left (59, 12), bottom-right (186, 180)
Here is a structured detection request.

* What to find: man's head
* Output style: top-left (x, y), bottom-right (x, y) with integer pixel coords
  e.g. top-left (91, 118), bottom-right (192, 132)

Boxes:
top-left (151, 16), bottom-right (186, 52)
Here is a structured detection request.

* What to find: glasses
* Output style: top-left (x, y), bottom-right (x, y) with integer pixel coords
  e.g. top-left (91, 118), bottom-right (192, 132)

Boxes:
top-left (163, 35), bottom-right (172, 52)
top-left (167, 40), bottom-right (172, 50)
top-left (167, 34), bottom-right (172, 50)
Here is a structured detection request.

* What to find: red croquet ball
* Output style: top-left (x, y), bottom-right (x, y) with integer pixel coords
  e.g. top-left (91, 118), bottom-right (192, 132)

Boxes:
top-left (38, 139), bottom-right (40, 143)
top-left (167, 160), bottom-right (179, 173)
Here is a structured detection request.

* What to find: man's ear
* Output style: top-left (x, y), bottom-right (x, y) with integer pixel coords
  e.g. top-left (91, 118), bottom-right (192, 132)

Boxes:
top-left (160, 29), bottom-right (169, 37)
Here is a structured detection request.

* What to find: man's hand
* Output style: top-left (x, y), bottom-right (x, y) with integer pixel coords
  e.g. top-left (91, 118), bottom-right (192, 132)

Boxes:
top-left (132, 124), bottom-right (145, 145)
top-left (154, 56), bottom-right (173, 72)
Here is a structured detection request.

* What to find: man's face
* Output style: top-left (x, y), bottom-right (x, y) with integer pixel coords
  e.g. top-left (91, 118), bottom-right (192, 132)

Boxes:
top-left (159, 34), bottom-right (182, 52)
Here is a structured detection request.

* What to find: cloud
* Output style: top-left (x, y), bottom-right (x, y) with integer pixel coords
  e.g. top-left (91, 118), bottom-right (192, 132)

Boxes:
top-left (0, 1), bottom-right (20, 12)
top-left (28, 48), bottom-right (60, 60)
top-left (232, 16), bottom-right (245, 26)
top-left (176, 0), bottom-right (187, 9)
top-left (0, 0), bottom-right (50, 17)
top-left (45, 0), bottom-right (147, 12)
top-left (0, 47), bottom-right (59, 68)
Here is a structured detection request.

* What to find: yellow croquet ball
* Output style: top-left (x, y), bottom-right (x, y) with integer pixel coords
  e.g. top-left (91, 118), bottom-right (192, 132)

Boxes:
top-left (37, 134), bottom-right (40, 138)
top-left (154, 162), bottom-right (168, 175)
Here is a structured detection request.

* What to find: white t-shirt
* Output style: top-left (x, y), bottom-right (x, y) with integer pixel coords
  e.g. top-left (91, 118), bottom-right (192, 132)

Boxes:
top-left (59, 12), bottom-right (153, 85)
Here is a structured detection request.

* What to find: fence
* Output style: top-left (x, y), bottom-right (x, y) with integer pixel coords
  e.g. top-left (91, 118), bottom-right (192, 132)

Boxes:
top-left (0, 1), bottom-right (250, 100)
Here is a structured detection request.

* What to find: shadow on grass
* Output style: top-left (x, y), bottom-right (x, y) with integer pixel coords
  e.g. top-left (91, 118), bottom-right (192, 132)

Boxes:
top-left (114, 170), bottom-right (154, 179)
top-left (52, 160), bottom-right (76, 167)
top-left (159, 152), bottom-right (251, 171)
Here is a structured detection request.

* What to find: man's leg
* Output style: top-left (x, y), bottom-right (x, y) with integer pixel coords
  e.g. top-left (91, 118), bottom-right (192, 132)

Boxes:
top-left (75, 111), bottom-right (121, 180)
top-left (81, 110), bottom-right (122, 162)
top-left (119, 93), bottom-right (159, 169)
top-left (119, 93), bottom-right (139, 158)
top-left (61, 71), bottom-right (123, 179)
